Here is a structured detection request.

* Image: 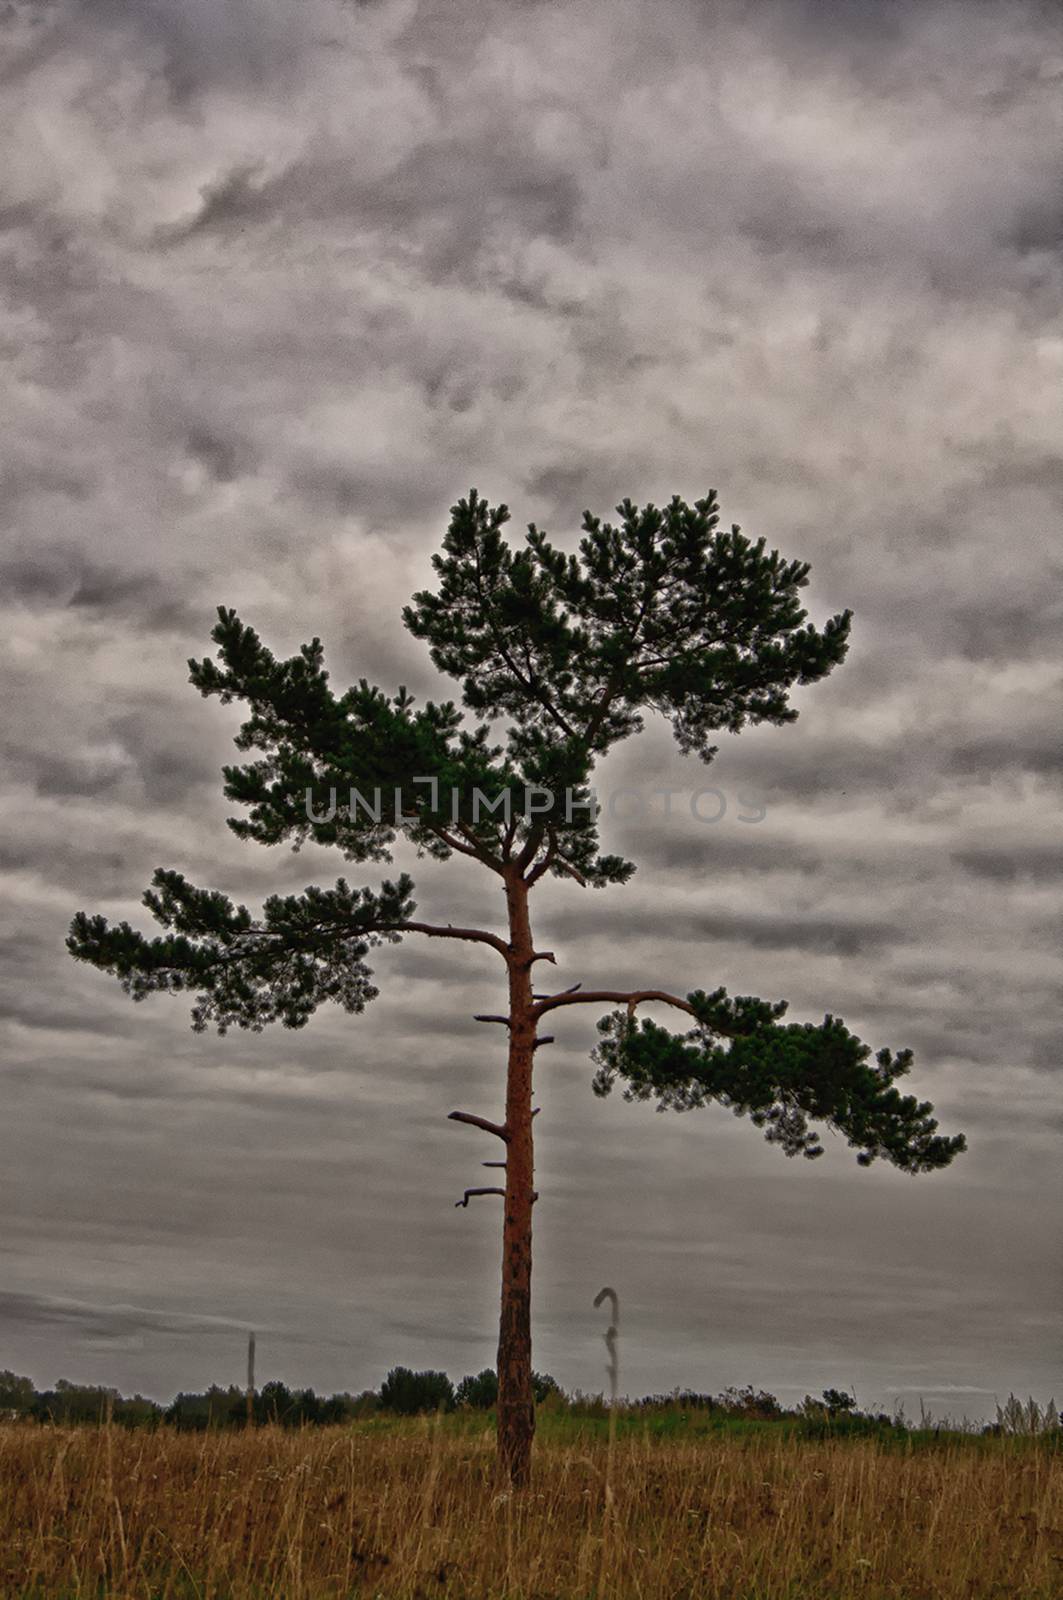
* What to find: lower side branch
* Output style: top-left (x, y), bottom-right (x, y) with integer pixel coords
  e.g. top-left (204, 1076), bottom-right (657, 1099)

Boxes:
top-left (448, 1110), bottom-right (509, 1141)
top-left (456, 1187), bottom-right (505, 1207)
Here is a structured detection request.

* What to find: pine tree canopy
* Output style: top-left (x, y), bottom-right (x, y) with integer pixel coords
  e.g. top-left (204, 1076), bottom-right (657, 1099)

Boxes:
top-left (402, 487), bottom-right (851, 769)
top-left (590, 993), bottom-right (964, 1172)
top-left (66, 489), bottom-right (965, 1173)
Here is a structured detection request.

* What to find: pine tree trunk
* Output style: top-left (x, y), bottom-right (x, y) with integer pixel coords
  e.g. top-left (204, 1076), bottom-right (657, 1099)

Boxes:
top-left (496, 869), bottom-right (536, 1487)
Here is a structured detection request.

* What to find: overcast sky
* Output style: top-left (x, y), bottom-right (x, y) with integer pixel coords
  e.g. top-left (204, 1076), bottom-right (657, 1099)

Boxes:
top-left (1, 0), bottom-right (1061, 1422)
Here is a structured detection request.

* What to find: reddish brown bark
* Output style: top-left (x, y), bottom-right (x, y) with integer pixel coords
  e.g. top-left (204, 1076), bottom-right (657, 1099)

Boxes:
top-left (496, 868), bottom-right (537, 1487)
top-left (452, 875), bottom-right (692, 1486)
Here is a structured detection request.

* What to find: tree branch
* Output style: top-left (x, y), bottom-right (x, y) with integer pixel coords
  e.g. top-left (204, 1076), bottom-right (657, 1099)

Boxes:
top-left (427, 820), bottom-right (505, 875)
top-left (532, 988), bottom-right (696, 1022)
top-left (454, 1183), bottom-right (539, 1210)
top-left (533, 982), bottom-right (582, 1001)
top-left (456, 819), bottom-right (505, 872)
top-left (455, 1187), bottom-right (505, 1207)
top-left (554, 857), bottom-right (588, 888)
top-left (388, 921), bottom-right (510, 959)
top-left (428, 824), bottom-right (494, 864)
top-left (526, 830), bottom-right (558, 887)
top-left (514, 822), bottom-right (547, 875)
top-left (448, 1111), bottom-right (510, 1142)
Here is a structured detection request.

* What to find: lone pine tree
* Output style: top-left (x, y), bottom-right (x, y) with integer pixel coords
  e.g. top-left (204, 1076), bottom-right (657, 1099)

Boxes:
top-left (68, 490), bottom-right (965, 1486)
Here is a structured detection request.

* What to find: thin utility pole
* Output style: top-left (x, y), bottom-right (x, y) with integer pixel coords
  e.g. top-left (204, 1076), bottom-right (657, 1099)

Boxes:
top-left (246, 1332), bottom-right (255, 1428)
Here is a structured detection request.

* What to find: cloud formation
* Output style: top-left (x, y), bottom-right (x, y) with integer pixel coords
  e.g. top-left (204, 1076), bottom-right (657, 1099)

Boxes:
top-left (0, 0), bottom-right (1060, 1415)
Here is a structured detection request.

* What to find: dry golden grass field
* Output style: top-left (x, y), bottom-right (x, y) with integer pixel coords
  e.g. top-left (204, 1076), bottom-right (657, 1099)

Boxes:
top-left (2, 1417), bottom-right (1061, 1599)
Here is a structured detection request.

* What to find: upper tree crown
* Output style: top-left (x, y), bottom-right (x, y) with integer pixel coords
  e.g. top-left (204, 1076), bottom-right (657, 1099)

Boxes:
top-left (173, 490), bottom-right (851, 886)
top-left (403, 488), bottom-right (852, 768)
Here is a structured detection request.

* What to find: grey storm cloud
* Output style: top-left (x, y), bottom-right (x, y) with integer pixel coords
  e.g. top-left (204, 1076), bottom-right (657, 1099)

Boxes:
top-left (951, 845), bottom-right (1063, 884)
top-left (0, 0), bottom-right (1059, 1415)
top-left (0, 1290), bottom-right (250, 1345)
top-left (552, 899), bottom-right (903, 960)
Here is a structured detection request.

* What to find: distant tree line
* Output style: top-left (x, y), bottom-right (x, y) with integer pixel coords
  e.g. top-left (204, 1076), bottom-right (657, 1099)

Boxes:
top-left (0, 1369), bottom-right (1056, 1438)
top-left (0, 1366), bottom-right (561, 1430)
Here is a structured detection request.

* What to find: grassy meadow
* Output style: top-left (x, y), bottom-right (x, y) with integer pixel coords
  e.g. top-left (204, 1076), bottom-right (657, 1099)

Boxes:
top-left (2, 1408), bottom-right (1062, 1599)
